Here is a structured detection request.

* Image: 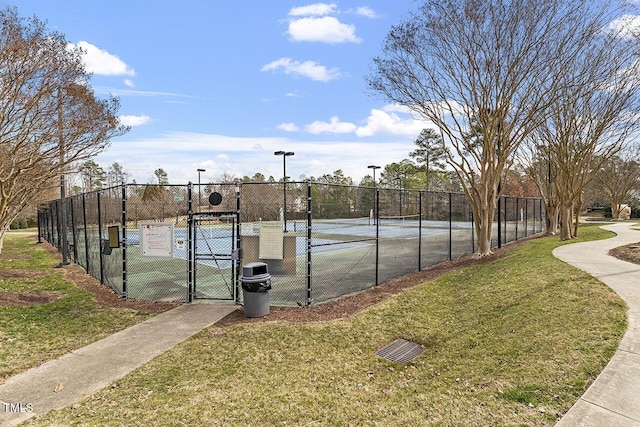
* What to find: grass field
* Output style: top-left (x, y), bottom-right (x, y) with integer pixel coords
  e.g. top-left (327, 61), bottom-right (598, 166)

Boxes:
top-left (0, 231), bottom-right (155, 381)
top-left (25, 225), bottom-right (626, 426)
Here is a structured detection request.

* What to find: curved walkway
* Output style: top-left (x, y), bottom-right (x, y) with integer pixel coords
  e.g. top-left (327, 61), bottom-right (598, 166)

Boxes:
top-left (554, 222), bottom-right (640, 426)
top-left (0, 303), bottom-right (237, 427)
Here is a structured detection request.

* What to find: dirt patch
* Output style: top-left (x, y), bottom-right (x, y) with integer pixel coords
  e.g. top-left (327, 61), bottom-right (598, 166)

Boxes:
top-left (0, 291), bottom-right (61, 307)
top-left (1, 246), bottom-right (31, 259)
top-left (0, 253), bottom-right (31, 260)
top-left (609, 243), bottom-right (640, 265)
top-left (37, 241), bottom-right (180, 314)
top-left (61, 263), bottom-right (179, 314)
top-left (0, 269), bottom-right (48, 279)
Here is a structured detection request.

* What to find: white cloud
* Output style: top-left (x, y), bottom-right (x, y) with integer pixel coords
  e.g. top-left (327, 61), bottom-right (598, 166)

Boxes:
top-left (124, 79), bottom-right (135, 88)
top-left (355, 107), bottom-right (426, 137)
top-left (119, 114), bottom-right (151, 127)
top-left (93, 86), bottom-right (191, 99)
top-left (608, 14), bottom-right (640, 38)
top-left (261, 57), bottom-right (344, 82)
top-left (277, 122), bottom-right (300, 132)
top-left (288, 3), bottom-right (337, 17)
top-left (305, 116), bottom-right (357, 134)
top-left (288, 16), bottom-right (361, 43)
top-left (354, 7), bottom-right (378, 18)
top-left (298, 105), bottom-right (427, 137)
top-left (72, 41), bottom-right (135, 76)
top-left (95, 132), bottom-right (412, 185)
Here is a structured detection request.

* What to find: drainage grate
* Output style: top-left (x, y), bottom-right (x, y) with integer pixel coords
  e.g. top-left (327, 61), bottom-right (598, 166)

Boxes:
top-left (376, 338), bottom-right (423, 363)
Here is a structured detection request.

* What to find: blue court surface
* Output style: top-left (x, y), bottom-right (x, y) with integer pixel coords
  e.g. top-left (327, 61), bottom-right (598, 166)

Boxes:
top-left (121, 218), bottom-right (461, 269)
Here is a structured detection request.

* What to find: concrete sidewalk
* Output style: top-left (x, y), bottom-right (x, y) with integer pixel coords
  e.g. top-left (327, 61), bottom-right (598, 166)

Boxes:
top-left (0, 303), bottom-right (237, 427)
top-left (553, 222), bottom-right (640, 427)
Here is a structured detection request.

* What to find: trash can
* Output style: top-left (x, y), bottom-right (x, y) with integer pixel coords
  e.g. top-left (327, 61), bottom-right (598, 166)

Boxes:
top-left (240, 262), bottom-right (272, 318)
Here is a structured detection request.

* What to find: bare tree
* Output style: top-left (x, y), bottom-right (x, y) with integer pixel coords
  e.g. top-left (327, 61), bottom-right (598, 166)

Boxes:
top-left (0, 7), bottom-right (128, 252)
top-left (593, 145), bottom-right (640, 220)
top-left (368, 0), bottom-right (634, 255)
top-left (525, 14), bottom-right (640, 240)
top-left (520, 149), bottom-right (559, 234)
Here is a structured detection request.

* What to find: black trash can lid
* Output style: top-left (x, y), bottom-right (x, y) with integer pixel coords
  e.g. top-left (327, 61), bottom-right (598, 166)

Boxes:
top-left (240, 273), bottom-right (271, 283)
top-left (242, 262), bottom-right (269, 278)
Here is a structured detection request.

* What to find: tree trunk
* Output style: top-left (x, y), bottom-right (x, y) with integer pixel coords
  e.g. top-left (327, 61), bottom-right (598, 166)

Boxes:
top-left (473, 199), bottom-right (497, 257)
top-left (611, 197), bottom-right (621, 221)
top-left (573, 200), bottom-right (583, 238)
top-left (545, 203), bottom-right (559, 235)
top-left (475, 218), bottom-right (493, 256)
top-left (559, 205), bottom-right (573, 240)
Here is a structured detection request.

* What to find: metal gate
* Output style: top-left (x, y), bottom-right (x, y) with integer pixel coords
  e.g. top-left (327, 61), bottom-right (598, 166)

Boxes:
top-left (188, 211), bottom-right (239, 302)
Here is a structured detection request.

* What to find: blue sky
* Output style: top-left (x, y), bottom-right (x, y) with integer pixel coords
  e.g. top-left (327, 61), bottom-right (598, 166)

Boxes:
top-left (13, 0), bottom-right (427, 185)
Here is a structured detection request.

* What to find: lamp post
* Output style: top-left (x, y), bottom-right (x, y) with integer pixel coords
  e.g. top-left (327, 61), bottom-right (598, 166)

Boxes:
top-left (197, 168), bottom-right (205, 208)
top-left (367, 165), bottom-right (380, 225)
top-left (274, 151), bottom-right (294, 232)
top-left (395, 176), bottom-right (403, 217)
top-left (58, 89), bottom-right (69, 267)
top-left (367, 165), bottom-right (380, 186)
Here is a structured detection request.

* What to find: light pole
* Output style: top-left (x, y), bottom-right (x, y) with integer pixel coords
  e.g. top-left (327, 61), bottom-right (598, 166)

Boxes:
top-left (197, 168), bottom-right (205, 208)
top-left (58, 89), bottom-right (69, 267)
top-left (368, 165), bottom-right (380, 225)
top-left (367, 165), bottom-right (380, 186)
top-left (274, 151), bottom-right (294, 232)
top-left (395, 176), bottom-right (402, 217)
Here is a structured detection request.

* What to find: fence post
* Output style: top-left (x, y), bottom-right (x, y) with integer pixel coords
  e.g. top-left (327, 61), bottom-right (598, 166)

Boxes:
top-left (82, 193), bottom-right (90, 272)
top-left (51, 202), bottom-right (55, 246)
top-left (36, 206), bottom-right (43, 244)
top-left (122, 185), bottom-right (128, 299)
top-left (471, 207), bottom-right (475, 254)
top-left (97, 191), bottom-right (105, 285)
top-left (187, 182), bottom-right (193, 303)
top-left (497, 196), bottom-right (502, 248)
top-left (306, 181), bottom-right (312, 306)
top-left (449, 192), bottom-right (453, 260)
top-left (515, 198), bottom-right (519, 241)
top-left (375, 188), bottom-right (380, 285)
top-left (506, 197), bottom-right (510, 244)
top-left (69, 197), bottom-right (77, 262)
top-left (418, 191), bottom-right (423, 271)
top-left (235, 182), bottom-right (242, 304)
top-left (55, 200), bottom-right (61, 250)
top-left (524, 198), bottom-right (528, 236)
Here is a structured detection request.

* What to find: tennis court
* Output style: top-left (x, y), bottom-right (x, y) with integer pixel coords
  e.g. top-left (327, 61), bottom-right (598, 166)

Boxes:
top-left (40, 182), bottom-right (545, 306)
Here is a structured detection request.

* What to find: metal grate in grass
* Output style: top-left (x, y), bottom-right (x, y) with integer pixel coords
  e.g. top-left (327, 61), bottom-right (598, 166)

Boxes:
top-left (376, 338), bottom-right (423, 362)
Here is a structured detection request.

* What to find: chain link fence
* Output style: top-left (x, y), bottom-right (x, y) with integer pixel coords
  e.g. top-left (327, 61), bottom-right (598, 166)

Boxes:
top-left (39, 182), bottom-right (545, 306)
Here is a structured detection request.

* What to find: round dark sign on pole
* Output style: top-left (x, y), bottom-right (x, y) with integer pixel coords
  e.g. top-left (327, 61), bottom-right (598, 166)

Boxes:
top-left (208, 192), bottom-right (223, 206)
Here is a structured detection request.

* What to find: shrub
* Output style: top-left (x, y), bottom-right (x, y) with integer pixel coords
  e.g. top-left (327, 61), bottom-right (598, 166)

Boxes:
top-left (10, 218), bottom-right (27, 229)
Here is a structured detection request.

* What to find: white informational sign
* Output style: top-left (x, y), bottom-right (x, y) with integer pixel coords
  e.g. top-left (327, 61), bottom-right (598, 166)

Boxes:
top-left (139, 222), bottom-right (174, 258)
top-left (259, 221), bottom-right (284, 260)
top-left (175, 237), bottom-right (185, 251)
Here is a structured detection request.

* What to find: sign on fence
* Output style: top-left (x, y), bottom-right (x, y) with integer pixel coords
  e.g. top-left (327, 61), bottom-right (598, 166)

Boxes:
top-left (139, 222), bottom-right (174, 258)
top-left (259, 221), bottom-right (284, 259)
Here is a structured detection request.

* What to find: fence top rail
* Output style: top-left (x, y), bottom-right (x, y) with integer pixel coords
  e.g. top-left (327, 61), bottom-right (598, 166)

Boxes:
top-left (48, 181), bottom-right (543, 204)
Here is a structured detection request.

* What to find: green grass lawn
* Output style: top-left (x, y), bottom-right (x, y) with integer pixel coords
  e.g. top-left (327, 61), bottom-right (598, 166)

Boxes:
top-left (0, 232), bottom-right (154, 380)
top-left (27, 225), bottom-right (626, 426)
